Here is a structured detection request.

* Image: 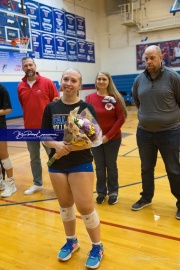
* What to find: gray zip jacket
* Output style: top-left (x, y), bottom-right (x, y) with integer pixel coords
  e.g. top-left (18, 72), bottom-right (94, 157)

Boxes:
top-left (132, 66), bottom-right (180, 132)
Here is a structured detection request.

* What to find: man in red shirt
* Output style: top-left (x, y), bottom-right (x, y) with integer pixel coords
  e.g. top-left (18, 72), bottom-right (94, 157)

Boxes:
top-left (18, 57), bottom-right (59, 195)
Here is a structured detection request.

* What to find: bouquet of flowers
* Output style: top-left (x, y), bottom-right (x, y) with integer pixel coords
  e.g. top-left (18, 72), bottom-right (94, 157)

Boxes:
top-left (47, 106), bottom-right (102, 166)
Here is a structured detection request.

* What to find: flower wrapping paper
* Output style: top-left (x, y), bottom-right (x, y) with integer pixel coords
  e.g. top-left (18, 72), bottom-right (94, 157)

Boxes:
top-left (47, 106), bottom-right (102, 166)
top-left (63, 106), bottom-right (102, 148)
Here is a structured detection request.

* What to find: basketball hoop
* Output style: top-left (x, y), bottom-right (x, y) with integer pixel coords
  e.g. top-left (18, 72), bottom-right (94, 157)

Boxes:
top-left (11, 37), bottom-right (30, 53)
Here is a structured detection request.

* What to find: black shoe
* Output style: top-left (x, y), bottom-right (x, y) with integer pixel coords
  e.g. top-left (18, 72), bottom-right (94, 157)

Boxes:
top-left (108, 195), bottom-right (118, 205)
top-left (131, 198), bottom-right (152, 211)
top-left (176, 208), bottom-right (180, 220)
top-left (96, 194), bottom-right (105, 204)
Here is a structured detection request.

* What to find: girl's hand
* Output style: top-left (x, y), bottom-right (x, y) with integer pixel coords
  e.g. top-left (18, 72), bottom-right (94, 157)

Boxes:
top-left (55, 141), bottom-right (71, 157)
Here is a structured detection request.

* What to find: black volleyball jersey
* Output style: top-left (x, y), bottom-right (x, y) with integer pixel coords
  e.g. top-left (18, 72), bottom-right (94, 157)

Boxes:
top-left (0, 84), bottom-right (12, 129)
top-left (42, 99), bottom-right (97, 169)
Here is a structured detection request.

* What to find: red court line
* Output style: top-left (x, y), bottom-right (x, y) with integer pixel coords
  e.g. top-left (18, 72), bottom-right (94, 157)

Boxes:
top-left (1, 199), bottom-right (180, 242)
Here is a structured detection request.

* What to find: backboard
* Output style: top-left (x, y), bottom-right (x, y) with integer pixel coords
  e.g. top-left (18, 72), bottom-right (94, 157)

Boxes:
top-left (170, 0), bottom-right (180, 15)
top-left (0, 8), bottom-right (33, 52)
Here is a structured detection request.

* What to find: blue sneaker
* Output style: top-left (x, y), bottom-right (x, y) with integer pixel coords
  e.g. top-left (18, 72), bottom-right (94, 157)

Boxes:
top-left (58, 238), bottom-right (80, 261)
top-left (85, 244), bottom-right (104, 269)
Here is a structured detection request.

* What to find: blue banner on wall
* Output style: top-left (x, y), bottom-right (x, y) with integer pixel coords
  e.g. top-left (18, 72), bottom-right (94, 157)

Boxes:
top-left (65, 12), bottom-right (76, 38)
top-left (39, 4), bottom-right (53, 33)
top-left (67, 38), bottom-right (77, 62)
top-left (55, 35), bottom-right (67, 61)
top-left (53, 8), bottom-right (65, 36)
top-left (25, 0), bottom-right (40, 31)
top-left (77, 40), bottom-right (87, 62)
top-left (86, 41), bottom-right (95, 63)
top-left (42, 33), bottom-right (55, 59)
top-left (29, 31), bottom-right (42, 59)
top-left (76, 15), bottom-right (86, 40)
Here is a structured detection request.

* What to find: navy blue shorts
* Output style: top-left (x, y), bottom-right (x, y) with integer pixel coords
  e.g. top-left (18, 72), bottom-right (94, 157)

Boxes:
top-left (48, 162), bottom-right (94, 173)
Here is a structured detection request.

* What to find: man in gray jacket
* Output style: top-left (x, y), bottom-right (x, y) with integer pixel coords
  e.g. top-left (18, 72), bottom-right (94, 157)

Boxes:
top-left (131, 45), bottom-right (180, 220)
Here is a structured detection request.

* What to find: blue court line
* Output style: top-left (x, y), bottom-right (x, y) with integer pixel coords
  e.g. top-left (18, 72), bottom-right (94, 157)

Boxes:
top-left (122, 147), bottom-right (138, 156)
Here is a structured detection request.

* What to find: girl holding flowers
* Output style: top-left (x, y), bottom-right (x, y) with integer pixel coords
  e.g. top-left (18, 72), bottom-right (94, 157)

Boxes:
top-left (86, 71), bottom-right (127, 205)
top-left (41, 68), bottom-right (104, 269)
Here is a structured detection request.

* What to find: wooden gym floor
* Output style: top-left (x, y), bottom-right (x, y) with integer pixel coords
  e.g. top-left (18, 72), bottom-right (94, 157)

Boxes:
top-left (0, 106), bottom-right (179, 270)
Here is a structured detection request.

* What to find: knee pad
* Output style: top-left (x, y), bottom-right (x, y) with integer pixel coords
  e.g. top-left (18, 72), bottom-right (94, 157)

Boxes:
top-left (1, 157), bottom-right (12, 170)
top-left (60, 206), bottom-right (76, 222)
top-left (81, 209), bottom-right (100, 229)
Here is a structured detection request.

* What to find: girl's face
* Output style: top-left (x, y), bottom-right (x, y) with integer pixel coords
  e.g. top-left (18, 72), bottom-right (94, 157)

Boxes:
top-left (61, 70), bottom-right (81, 96)
top-left (96, 73), bottom-right (109, 91)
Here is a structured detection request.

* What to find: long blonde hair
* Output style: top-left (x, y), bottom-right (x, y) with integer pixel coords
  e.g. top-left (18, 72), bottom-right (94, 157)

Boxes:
top-left (95, 71), bottom-right (128, 119)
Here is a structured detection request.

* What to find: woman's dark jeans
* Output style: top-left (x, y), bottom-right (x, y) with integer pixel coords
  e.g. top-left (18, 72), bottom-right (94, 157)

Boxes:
top-left (91, 138), bottom-right (121, 196)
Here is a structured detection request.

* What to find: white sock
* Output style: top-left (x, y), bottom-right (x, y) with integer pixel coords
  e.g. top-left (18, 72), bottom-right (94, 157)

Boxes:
top-left (66, 235), bottom-right (77, 240)
top-left (7, 177), bottom-right (14, 181)
top-left (92, 241), bottom-right (102, 245)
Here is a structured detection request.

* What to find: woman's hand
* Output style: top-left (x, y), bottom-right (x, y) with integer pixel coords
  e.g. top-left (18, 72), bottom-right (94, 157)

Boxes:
top-left (53, 97), bottom-right (60, 102)
top-left (102, 135), bottom-right (109, 144)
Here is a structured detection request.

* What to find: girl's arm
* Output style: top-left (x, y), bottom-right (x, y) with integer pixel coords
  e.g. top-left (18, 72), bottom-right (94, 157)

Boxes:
top-left (0, 108), bottom-right (12, 115)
